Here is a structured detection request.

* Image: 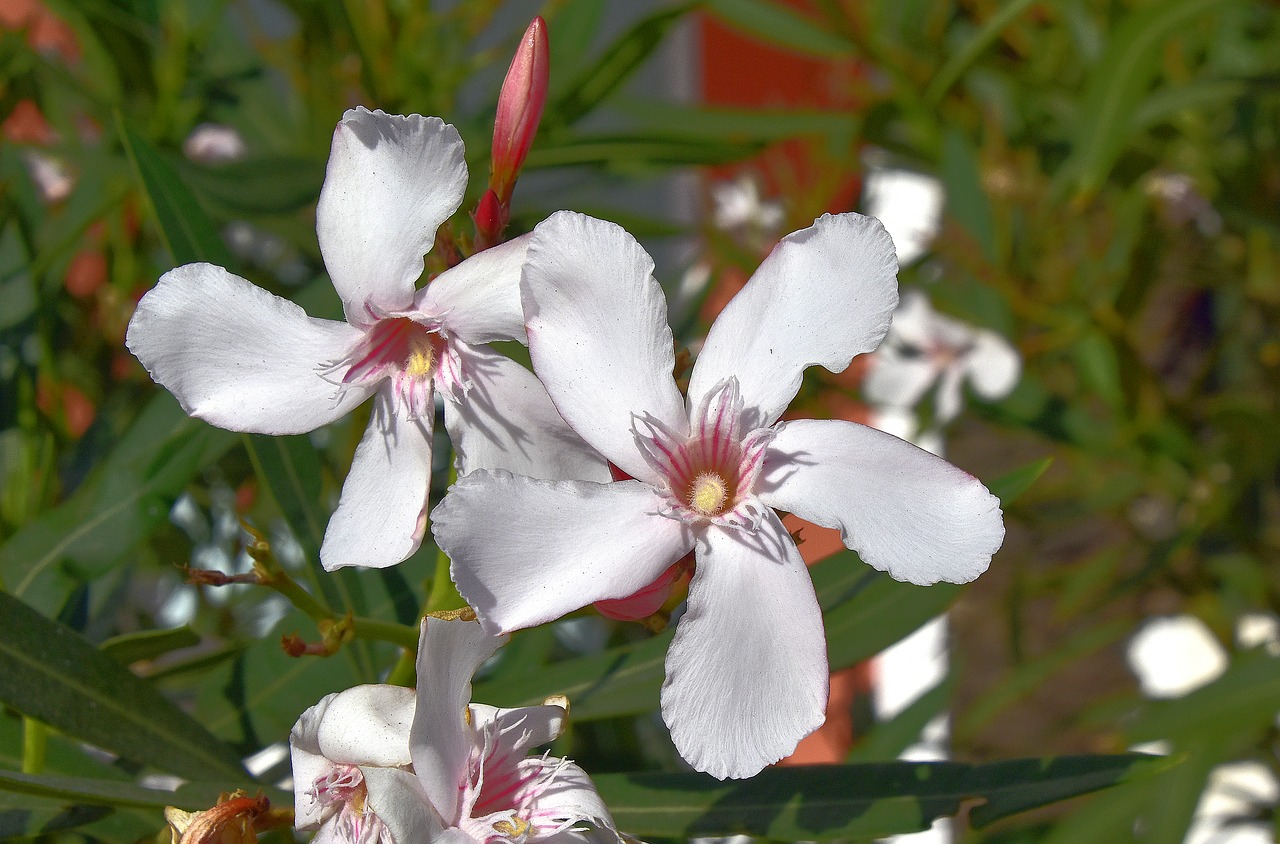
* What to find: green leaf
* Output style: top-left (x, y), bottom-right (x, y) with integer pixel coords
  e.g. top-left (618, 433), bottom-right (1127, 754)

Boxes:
top-left (615, 99), bottom-right (857, 143)
top-left (592, 755), bottom-right (1179, 838)
top-left (702, 0), bottom-right (854, 59)
top-left (1061, 0), bottom-right (1242, 198)
top-left (528, 134), bottom-right (764, 170)
top-left (924, 0), bottom-right (1039, 105)
top-left (1073, 329), bottom-right (1125, 413)
top-left (0, 393), bottom-right (236, 614)
top-left (940, 128), bottom-right (997, 262)
top-left (177, 156), bottom-right (325, 216)
top-left (100, 626), bottom-right (201, 665)
top-left (989, 457), bottom-right (1052, 504)
top-left (0, 790), bottom-right (144, 841)
top-left (846, 678), bottom-right (953, 763)
top-left (118, 117), bottom-right (233, 267)
top-left (1128, 651), bottom-right (1280, 743)
top-left (0, 592), bottom-right (249, 783)
top-left (548, 4), bottom-right (693, 127)
top-left (0, 771), bottom-right (231, 810)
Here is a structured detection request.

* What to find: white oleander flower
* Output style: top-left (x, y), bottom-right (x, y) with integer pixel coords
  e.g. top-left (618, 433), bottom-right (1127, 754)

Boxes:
top-left (127, 107), bottom-right (607, 571)
top-left (290, 616), bottom-right (619, 844)
top-left (864, 290), bottom-right (1020, 425)
top-left (434, 211), bottom-right (1005, 780)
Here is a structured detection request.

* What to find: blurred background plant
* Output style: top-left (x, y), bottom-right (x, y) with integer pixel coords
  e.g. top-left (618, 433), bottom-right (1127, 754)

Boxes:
top-left (2, 0), bottom-right (1280, 842)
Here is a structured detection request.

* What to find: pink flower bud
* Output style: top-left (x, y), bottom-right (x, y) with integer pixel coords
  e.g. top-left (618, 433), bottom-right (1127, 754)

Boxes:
top-left (472, 187), bottom-right (506, 252)
top-left (491, 17), bottom-right (548, 204)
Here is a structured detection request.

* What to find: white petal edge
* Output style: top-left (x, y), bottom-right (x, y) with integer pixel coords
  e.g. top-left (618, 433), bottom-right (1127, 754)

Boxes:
top-left (688, 212), bottom-right (899, 430)
top-left (966, 329), bottom-right (1021, 400)
top-left (518, 757), bottom-right (617, 837)
top-left (441, 341), bottom-right (610, 482)
top-left (317, 107), bottom-right (467, 325)
top-left (412, 617), bottom-right (504, 827)
top-left (433, 472), bottom-right (695, 634)
top-left (469, 702), bottom-right (567, 760)
top-left (522, 211), bottom-right (688, 484)
top-left (757, 419), bottom-right (1003, 585)
top-left (320, 388), bottom-right (433, 570)
top-left (362, 766), bottom-right (447, 842)
top-left (290, 693), bottom-right (340, 830)
top-left (662, 512), bottom-right (828, 780)
top-left (314, 685), bottom-right (416, 767)
top-left (126, 263), bottom-right (372, 435)
top-left (418, 234), bottom-right (531, 345)
top-left (862, 349), bottom-right (939, 410)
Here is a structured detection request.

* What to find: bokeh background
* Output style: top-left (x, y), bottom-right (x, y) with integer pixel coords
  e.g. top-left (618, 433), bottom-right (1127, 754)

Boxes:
top-left (3, 0), bottom-right (1280, 841)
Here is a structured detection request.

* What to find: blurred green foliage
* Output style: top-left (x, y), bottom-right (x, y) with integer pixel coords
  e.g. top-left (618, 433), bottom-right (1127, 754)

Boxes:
top-left (2, 0), bottom-right (1280, 841)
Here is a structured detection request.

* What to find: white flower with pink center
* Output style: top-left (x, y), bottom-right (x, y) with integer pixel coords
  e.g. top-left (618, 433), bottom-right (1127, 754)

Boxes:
top-left (290, 618), bottom-right (618, 844)
top-left (339, 618), bottom-right (618, 844)
top-left (126, 107), bottom-right (607, 571)
top-left (433, 211), bottom-right (1006, 780)
top-left (864, 289), bottom-right (1021, 425)
top-left (290, 684), bottom-right (414, 844)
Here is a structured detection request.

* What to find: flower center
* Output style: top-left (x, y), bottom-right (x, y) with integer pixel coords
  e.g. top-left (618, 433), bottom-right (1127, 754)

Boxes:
top-left (688, 471), bottom-right (730, 517)
top-left (632, 377), bottom-right (773, 529)
top-left (328, 316), bottom-right (446, 419)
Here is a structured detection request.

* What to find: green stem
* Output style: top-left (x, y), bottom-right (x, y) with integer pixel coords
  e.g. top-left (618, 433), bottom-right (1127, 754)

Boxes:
top-left (351, 617), bottom-right (420, 649)
top-left (22, 718), bottom-right (46, 775)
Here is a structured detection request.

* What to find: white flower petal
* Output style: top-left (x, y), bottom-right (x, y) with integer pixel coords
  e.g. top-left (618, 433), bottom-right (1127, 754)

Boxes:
top-left (1127, 615), bottom-right (1227, 699)
top-left (362, 766), bottom-right (447, 842)
top-left (966, 329), bottom-right (1021, 400)
top-left (411, 617), bottom-right (505, 827)
top-left (518, 757), bottom-right (616, 835)
top-left (689, 213), bottom-right (899, 430)
top-left (662, 513), bottom-right (828, 780)
top-left (861, 167), bottom-right (944, 266)
top-left (934, 363), bottom-right (967, 424)
top-left (522, 211), bottom-right (688, 483)
top-left (469, 702), bottom-right (567, 759)
top-left (441, 342), bottom-right (610, 482)
top-left (317, 107), bottom-right (467, 325)
top-left (314, 685), bottom-right (416, 766)
top-left (757, 419), bottom-right (1003, 585)
top-left (863, 350), bottom-right (939, 410)
top-left (419, 234), bottom-right (531, 345)
top-left (433, 472), bottom-right (695, 634)
top-left (320, 388), bottom-right (433, 570)
top-left (290, 693), bottom-right (340, 830)
top-left (126, 263), bottom-right (371, 435)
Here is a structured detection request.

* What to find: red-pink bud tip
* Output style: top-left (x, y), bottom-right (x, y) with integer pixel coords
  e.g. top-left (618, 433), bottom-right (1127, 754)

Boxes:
top-left (472, 188), bottom-right (508, 252)
top-left (491, 16), bottom-right (549, 204)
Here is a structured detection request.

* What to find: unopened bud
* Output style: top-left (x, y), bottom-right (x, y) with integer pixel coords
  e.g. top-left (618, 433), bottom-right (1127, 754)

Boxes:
top-left (472, 188), bottom-right (507, 252)
top-left (491, 17), bottom-right (549, 205)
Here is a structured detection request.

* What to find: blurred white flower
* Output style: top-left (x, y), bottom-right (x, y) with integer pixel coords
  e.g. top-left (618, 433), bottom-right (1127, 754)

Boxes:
top-left (862, 166), bottom-right (944, 266)
top-left (1185, 761), bottom-right (1278, 844)
top-left (183, 123), bottom-right (248, 163)
top-left (864, 290), bottom-right (1020, 425)
top-left (1127, 615), bottom-right (1228, 699)
top-left (1236, 612), bottom-right (1280, 656)
top-left (710, 174), bottom-right (784, 238)
top-left (22, 150), bottom-right (74, 203)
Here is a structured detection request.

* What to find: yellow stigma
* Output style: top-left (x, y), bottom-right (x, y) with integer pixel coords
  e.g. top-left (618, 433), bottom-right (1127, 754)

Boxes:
top-left (492, 818), bottom-right (530, 837)
top-left (689, 472), bottom-right (729, 516)
top-left (404, 336), bottom-right (435, 378)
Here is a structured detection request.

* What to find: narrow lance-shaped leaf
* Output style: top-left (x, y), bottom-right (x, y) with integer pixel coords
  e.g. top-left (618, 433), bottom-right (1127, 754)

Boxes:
top-left (0, 592), bottom-right (249, 783)
top-left (592, 754), bottom-right (1181, 838)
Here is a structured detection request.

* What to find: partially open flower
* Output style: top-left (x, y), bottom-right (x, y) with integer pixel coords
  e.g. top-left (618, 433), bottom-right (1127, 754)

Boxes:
top-left (289, 617), bottom-right (620, 843)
